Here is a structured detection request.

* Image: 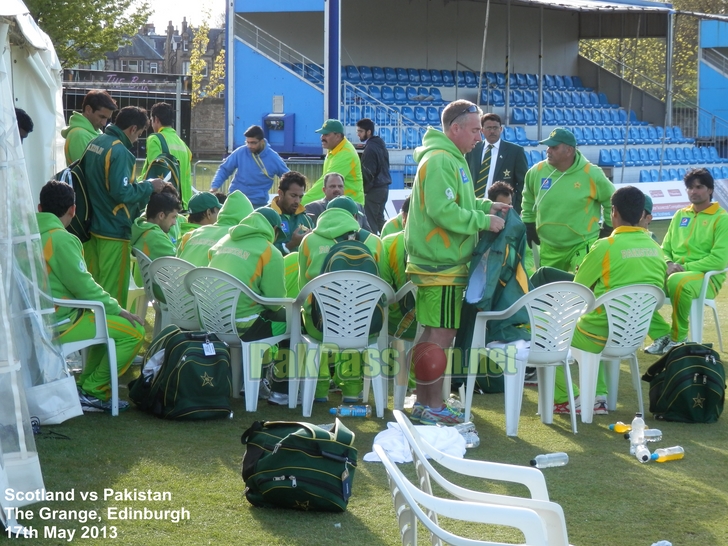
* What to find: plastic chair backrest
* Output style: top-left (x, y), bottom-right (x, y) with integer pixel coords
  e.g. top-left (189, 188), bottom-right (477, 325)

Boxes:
top-left (359, 65), bottom-right (372, 83)
top-left (502, 126), bottom-right (516, 142)
top-left (414, 106), bottom-right (427, 123)
top-left (131, 248), bottom-right (157, 303)
top-left (396, 67), bottom-right (408, 83)
top-left (639, 148), bottom-right (649, 164)
top-left (384, 67), bottom-right (397, 83)
top-left (441, 69), bottom-right (454, 86)
top-left (368, 85), bottom-right (382, 101)
top-left (371, 66), bottom-right (385, 83)
top-left (530, 150), bottom-right (543, 165)
top-left (418, 68), bottom-right (431, 84)
top-left (639, 170), bottom-right (651, 182)
top-left (430, 69), bottom-right (443, 85)
top-left (346, 65), bottom-right (360, 83)
top-left (407, 68), bottom-right (419, 83)
top-left (149, 257), bottom-right (200, 330)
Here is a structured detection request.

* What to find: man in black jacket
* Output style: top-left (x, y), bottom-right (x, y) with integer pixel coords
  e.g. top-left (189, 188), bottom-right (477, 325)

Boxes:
top-left (357, 118), bottom-right (391, 234)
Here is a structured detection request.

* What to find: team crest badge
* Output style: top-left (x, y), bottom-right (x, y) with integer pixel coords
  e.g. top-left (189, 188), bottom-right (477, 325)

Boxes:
top-left (541, 178), bottom-right (552, 190)
top-left (459, 168), bottom-right (469, 184)
top-left (679, 217), bottom-right (690, 227)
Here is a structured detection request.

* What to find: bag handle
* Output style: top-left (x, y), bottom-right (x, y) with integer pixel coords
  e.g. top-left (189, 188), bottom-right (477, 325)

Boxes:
top-left (241, 420), bottom-right (334, 444)
top-left (332, 418), bottom-right (355, 445)
top-left (154, 132), bottom-right (171, 155)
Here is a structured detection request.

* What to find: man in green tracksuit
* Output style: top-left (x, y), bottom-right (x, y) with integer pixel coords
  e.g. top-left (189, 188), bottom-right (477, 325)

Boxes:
top-left (141, 102), bottom-right (194, 208)
top-left (178, 192), bottom-right (221, 243)
top-left (38, 181), bottom-right (145, 413)
top-left (404, 100), bottom-right (509, 426)
top-left (131, 189), bottom-right (181, 261)
top-left (177, 190), bottom-right (253, 266)
top-left (646, 168), bottom-right (728, 355)
top-left (61, 90), bottom-right (117, 164)
top-left (82, 106), bottom-right (168, 309)
top-left (522, 128), bottom-right (614, 273)
top-left (301, 119), bottom-right (365, 206)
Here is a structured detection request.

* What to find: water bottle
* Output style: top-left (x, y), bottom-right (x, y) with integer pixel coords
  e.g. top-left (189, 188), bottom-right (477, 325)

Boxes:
top-left (629, 413), bottom-right (646, 455)
top-left (609, 421), bottom-right (631, 434)
top-left (644, 429), bottom-right (662, 442)
top-left (530, 452), bottom-right (569, 469)
top-left (329, 404), bottom-right (371, 417)
top-left (651, 446), bottom-right (685, 463)
top-left (635, 444), bottom-right (651, 463)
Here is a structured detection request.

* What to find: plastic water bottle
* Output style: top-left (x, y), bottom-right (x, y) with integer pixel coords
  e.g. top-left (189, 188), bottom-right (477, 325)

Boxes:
top-left (609, 421), bottom-right (632, 434)
top-left (329, 405), bottom-right (371, 417)
top-left (629, 413), bottom-right (646, 455)
top-left (644, 429), bottom-right (663, 442)
top-left (635, 444), bottom-right (651, 463)
top-left (530, 452), bottom-right (569, 468)
top-left (651, 446), bottom-right (685, 463)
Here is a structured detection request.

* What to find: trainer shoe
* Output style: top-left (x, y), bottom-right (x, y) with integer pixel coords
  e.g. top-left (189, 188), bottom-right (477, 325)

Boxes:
top-left (79, 392), bottom-right (129, 413)
top-left (645, 335), bottom-right (671, 355)
top-left (662, 339), bottom-right (681, 354)
top-left (410, 402), bottom-right (426, 423)
top-left (419, 404), bottom-right (465, 426)
top-left (524, 368), bottom-right (538, 386)
top-left (267, 391), bottom-right (289, 406)
top-left (342, 391), bottom-right (364, 404)
top-left (553, 396), bottom-right (581, 415)
top-left (593, 396), bottom-right (609, 415)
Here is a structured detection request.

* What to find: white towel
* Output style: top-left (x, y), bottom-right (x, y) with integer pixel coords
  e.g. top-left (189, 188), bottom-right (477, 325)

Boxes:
top-left (363, 422), bottom-right (466, 463)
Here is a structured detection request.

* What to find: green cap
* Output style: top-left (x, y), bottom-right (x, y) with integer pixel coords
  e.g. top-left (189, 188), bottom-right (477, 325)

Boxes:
top-left (188, 192), bottom-right (221, 214)
top-left (643, 193), bottom-right (653, 215)
top-left (315, 119), bottom-right (345, 134)
top-left (326, 196), bottom-right (359, 217)
top-left (256, 207), bottom-right (283, 229)
top-left (539, 127), bottom-right (577, 148)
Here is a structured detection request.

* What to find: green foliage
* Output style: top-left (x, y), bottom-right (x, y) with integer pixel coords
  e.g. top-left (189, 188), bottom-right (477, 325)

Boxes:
top-left (190, 18), bottom-right (225, 107)
top-left (24, 0), bottom-right (151, 68)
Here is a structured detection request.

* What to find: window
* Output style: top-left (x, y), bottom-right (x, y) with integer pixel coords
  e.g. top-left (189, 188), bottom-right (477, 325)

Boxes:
top-left (182, 40), bottom-right (189, 52)
top-left (182, 61), bottom-right (191, 75)
top-left (126, 60), bottom-right (139, 73)
top-left (201, 61), bottom-right (208, 77)
top-left (150, 62), bottom-right (158, 74)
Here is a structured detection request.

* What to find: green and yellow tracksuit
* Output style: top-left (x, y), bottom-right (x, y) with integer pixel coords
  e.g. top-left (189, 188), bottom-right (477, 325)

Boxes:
top-left (381, 213), bottom-right (404, 238)
top-left (650, 202), bottom-right (728, 342)
top-left (301, 138), bottom-right (365, 205)
top-left (38, 212), bottom-right (144, 402)
top-left (381, 231), bottom-right (417, 340)
top-left (268, 196), bottom-right (315, 297)
top-left (177, 191), bottom-right (253, 266)
top-left (61, 112), bottom-right (102, 165)
top-left (553, 226), bottom-right (667, 403)
top-left (141, 127), bottom-right (193, 208)
top-left (298, 207), bottom-right (384, 398)
top-left (178, 220), bottom-right (201, 242)
top-left (522, 152), bottom-right (614, 272)
top-left (131, 217), bottom-right (177, 302)
top-left (82, 125), bottom-right (155, 309)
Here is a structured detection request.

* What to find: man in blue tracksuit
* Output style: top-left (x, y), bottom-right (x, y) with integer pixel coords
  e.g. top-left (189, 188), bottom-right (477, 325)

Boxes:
top-left (209, 125), bottom-right (289, 208)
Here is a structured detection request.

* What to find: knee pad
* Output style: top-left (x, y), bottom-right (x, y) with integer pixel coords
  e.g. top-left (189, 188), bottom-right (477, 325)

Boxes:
top-left (412, 342), bottom-right (448, 382)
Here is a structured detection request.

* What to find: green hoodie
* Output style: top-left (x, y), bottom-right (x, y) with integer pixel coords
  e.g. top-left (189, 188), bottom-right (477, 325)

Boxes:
top-left (131, 217), bottom-right (176, 262)
top-left (404, 128), bottom-right (494, 286)
top-left (521, 151), bottom-right (614, 248)
top-left (37, 212), bottom-right (121, 327)
top-left (177, 190), bottom-right (253, 266)
top-left (61, 111), bottom-right (101, 165)
top-left (208, 211), bottom-right (286, 325)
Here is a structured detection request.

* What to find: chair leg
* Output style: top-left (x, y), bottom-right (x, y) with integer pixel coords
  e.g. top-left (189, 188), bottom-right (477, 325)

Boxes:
top-left (572, 348), bottom-right (600, 424)
top-left (242, 342), bottom-right (262, 412)
top-left (535, 366), bottom-right (555, 425)
top-left (301, 345), bottom-right (323, 418)
top-left (288, 342), bottom-right (301, 409)
top-left (708, 300), bottom-right (723, 352)
top-left (689, 299), bottom-right (703, 344)
top-left (107, 339), bottom-right (119, 417)
top-left (603, 358), bottom-right (621, 412)
top-left (629, 355), bottom-right (644, 416)
top-left (504, 359), bottom-right (527, 437)
top-left (562, 361), bottom-right (578, 434)
top-left (392, 339), bottom-right (411, 411)
top-left (229, 346), bottom-right (242, 399)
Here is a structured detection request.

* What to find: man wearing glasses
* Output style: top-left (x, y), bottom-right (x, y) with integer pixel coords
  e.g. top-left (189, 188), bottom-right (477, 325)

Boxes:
top-left (405, 100), bottom-right (510, 425)
top-left (465, 113), bottom-right (528, 213)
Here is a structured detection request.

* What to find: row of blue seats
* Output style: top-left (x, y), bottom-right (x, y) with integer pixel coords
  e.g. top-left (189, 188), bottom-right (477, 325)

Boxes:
top-left (341, 104), bottom-right (444, 127)
top-left (639, 166), bottom-right (728, 182)
top-left (510, 106), bottom-right (648, 127)
top-left (483, 89), bottom-right (617, 109)
top-left (344, 85), bottom-right (445, 106)
top-left (342, 65), bottom-right (589, 91)
top-left (599, 146), bottom-right (726, 168)
top-left (567, 125), bottom-right (694, 146)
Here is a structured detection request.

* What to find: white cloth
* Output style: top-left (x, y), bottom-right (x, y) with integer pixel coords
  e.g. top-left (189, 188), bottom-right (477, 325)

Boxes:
top-left (363, 422), bottom-right (466, 463)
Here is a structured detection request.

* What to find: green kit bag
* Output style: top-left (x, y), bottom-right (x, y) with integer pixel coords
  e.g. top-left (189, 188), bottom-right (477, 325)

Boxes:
top-left (642, 342), bottom-right (726, 423)
top-left (241, 419), bottom-right (358, 512)
top-left (141, 132), bottom-right (181, 194)
top-left (129, 325), bottom-right (232, 420)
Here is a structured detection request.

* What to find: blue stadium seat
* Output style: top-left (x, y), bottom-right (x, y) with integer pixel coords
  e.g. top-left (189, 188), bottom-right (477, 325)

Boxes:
top-left (639, 170), bottom-right (651, 183)
top-left (712, 166), bottom-right (722, 179)
top-left (638, 126), bottom-right (650, 144)
top-left (709, 146), bottom-right (721, 162)
top-left (368, 85), bottom-right (382, 102)
top-left (593, 127), bottom-right (607, 145)
top-left (609, 109), bottom-right (621, 125)
top-left (668, 168), bottom-right (679, 180)
top-left (359, 66), bottom-right (373, 84)
top-left (581, 126), bottom-right (596, 145)
top-left (588, 91), bottom-right (600, 108)
top-left (579, 91), bottom-right (591, 107)
top-left (599, 92), bottom-right (617, 109)
top-left (455, 71), bottom-right (466, 88)
top-left (618, 109), bottom-right (628, 124)
top-left (464, 70), bottom-right (477, 88)
top-left (639, 148), bottom-right (650, 165)
top-left (660, 170), bottom-right (670, 182)
top-left (563, 109), bottom-right (575, 125)
top-left (602, 127), bottom-right (616, 145)
top-left (664, 126), bottom-right (675, 143)
top-left (401, 106), bottom-right (416, 124)
top-left (418, 87), bottom-right (433, 101)
top-left (426, 106), bottom-right (439, 125)
top-left (573, 108), bottom-right (585, 125)
top-left (362, 104), bottom-right (376, 121)
top-left (406, 86), bottom-right (419, 103)
top-left (551, 90), bottom-right (564, 107)
top-left (647, 148), bottom-right (659, 164)
top-left (441, 70), bottom-right (455, 87)
top-left (572, 91), bottom-right (583, 107)
top-left (348, 105), bottom-right (361, 124)
top-left (645, 126), bottom-right (657, 144)
top-left (524, 90), bottom-right (537, 107)
top-left (396, 67), bottom-right (409, 84)
top-left (553, 108), bottom-right (565, 125)
top-left (291, 62), bottom-right (305, 77)
top-left (418, 127), bottom-right (426, 144)
top-left (430, 69), bottom-right (443, 86)
top-left (572, 126), bottom-right (584, 145)
top-left (542, 108), bottom-right (555, 125)
top-left (573, 76), bottom-right (587, 90)
top-left (542, 90), bottom-right (554, 106)
top-left (610, 149), bottom-right (623, 167)
top-left (414, 106), bottom-right (427, 125)
top-left (341, 65), bottom-right (348, 82)
top-left (376, 106), bottom-right (389, 126)
top-left (722, 166), bottom-right (728, 178)
top-left (511, 89), bottom-right (525, 106)
top-left (404, 127), bottom-right (418, 148)
top-left (346, 65), bottom-right (361, 83)
top-left (628, 127), bottom-right (641, 145)
top-left (665, 147), bottom-right (677, 165)
top-left (484, 71), bottom-right (497, 88)
top-left (407, 68), bottom-right (420, 84)
top-left (530, 149), bottom-right (543, 165)
top-left (673, 126), bottom-right (694, 144)
top-left (655, 126), bottom-right (665, 142)
top-left (526, 73), bottom-right (538, 89)
top-left (381, 85), bottom-right (395, 105)
top-left (371, 66), bottom-right (385, 84)
top-left (384, 67), bottom-right (397, 84)
top-left (685, 147), bottom-right (699, 163)
top-left (679, 167), bottom-right (688, 179)
top-left (699, 147), bottom-right (711, 163)
top-left (514, 126), bottom-right (529, 146)
top-left (524, 107), bottom-right (537, 126)
top-left (490, 88), bottom-right (505, 107)
top-left (563, 75), bottom-right (575, 90)
top-left (429, 87), bottom-right (444, 105)
top-left (394, 86), bottom-right (407, 104)
top-left (612, 127), bottom-right (624, 144)
top-left (418, 69), bottom-right (431, 85)
top-left (554, 75), bottom-right (566, 90)
top-left (343, 86), bottom-right (355, 105)
top-left (380, 127), bottom-right (392, 147)
top-left (515, 73), bottom-right (528, 89)
top-left (404, 154), bottom-right (417, 176)
top-left (628, 148), bottom-right (642, 166)
top-left (544, 74), bottom-right (556, 90)
top-left (511, 107), bottom-right (526, 125)
top-left (503, 126), bottom-right (516, 142)
top-left (496, 72), bottom-right (506, 88)
top-left (582, 108), bottom-right (594, 125)
top-left (674, 147), bottom-right (685, 164)
top-left (599, 109), bottom-right (612, 125)
top-left (650, 169), bottom-right (660, 182)
top-left (562, 90), bottom-right (573, 106)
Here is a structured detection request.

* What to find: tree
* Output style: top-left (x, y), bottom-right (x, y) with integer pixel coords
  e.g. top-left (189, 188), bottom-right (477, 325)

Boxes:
top-left (190, 19), bottom-right (225, 107)
top-left (24, 0), bottom-right (152, 68)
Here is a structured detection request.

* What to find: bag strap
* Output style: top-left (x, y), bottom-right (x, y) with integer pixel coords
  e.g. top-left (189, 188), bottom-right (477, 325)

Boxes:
top-left (240, 420), bottom-right (333, 444)
top-left (332, 418), bottom-right (355, 445)
top-left (154, 132), bottom-right (171, 155)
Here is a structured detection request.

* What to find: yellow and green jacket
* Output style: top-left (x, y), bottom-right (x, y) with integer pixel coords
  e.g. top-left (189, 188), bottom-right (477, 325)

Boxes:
top-left (208, 211), bottom-right (286, 325)
top-left (61, 112), bottom-right (102, 165)
top-left (268, 196), bottom-right (314, 254)
top-left (381, 231), bottom-right (417, 339)
top-left (302, 138), bottom-right (364, 205)
top-left (404, 128), bottom-right (494, 287)
top-left (82, 124), bottom-right (154, 241)
top-left (131, 217), bottom-right (176, 262)
top-left (141, 127), bottom-right (194, 208)
top-left (662, 202), bottom-right (728, 291)
top-left (37, 212), bottom-right (121, 328)
top-left (381, 212), bottom-right (404, 238)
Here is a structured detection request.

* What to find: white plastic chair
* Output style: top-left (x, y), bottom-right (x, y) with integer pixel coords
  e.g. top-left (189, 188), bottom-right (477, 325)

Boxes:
top-left (131, 248), bottom-right (168, 337)
top-left (126, 255), bottom-right (147, 316)
top-left (289, 271), bottom-right (395, 418)
top-left (688, 267), bottom-right (728, 351)
top-left (53, 298), bottom-right (120, 416)
top-left (571, 285), bottom-right (665, 423)
top-left (184, 267), bottom-right (294, 410)
top-left (387, 282), bottom-right (422, 410)
top-left (149, 257), bottom-right (200, 330)
top-left (465, 282), bottom-right (595, 436)
top-left (374, 444), bottom-right (552, 546)
top-left (392, 410), bottom-right (570, 546)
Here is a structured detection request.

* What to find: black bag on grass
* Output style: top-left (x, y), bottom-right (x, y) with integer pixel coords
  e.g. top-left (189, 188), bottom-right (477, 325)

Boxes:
top-left (129, 325), bottom-right (232, 420)
top-left (641, 342), bottom-right (726, 423)
top-left (241, 419), bottom-right (357, 512)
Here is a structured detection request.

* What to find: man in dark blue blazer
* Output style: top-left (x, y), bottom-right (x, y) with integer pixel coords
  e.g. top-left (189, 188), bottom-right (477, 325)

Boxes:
top-left (465, 113), bottom-right (528, 213)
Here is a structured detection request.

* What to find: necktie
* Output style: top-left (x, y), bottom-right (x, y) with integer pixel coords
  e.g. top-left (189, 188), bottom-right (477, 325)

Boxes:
top-left (474, 144), bottom-right (493, 199)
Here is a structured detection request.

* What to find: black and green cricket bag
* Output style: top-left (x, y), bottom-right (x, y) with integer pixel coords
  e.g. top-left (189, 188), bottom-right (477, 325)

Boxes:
top-left (55, 154), bottom-right (92, 243)
top-left (642, 342), bottom-right (726, 423)
top-left (129, 325), bottom-right (232, 420)
top-left (141, 133), bottom-right (181, 194)
top-left (241, 419), bottom-right (358, 512)
top-left (312, 230), bottom-right (383, 335)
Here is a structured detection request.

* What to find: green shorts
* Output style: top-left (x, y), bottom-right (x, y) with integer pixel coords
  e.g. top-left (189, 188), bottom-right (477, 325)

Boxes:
top-left (415, 285), bottom-right (464, 329)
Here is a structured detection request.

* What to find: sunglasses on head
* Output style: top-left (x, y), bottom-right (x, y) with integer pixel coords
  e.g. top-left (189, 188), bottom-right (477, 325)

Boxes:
top-left (450, 104), bottom-right (478, 123)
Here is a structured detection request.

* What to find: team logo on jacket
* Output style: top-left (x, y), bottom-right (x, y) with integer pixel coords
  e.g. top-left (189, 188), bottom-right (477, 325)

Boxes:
top-left (445, 188), bottom-right (455, 200)
top-left (680, 217), bottom-right (690, 227)
top-left (541, 178), bottom-right (552, 190)
top-left (459, 168), bottom-right (469, 184)
top-left (78, 259), bottom-right (86, 272)
top-left (281, 220), bottom-right (289, 233)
